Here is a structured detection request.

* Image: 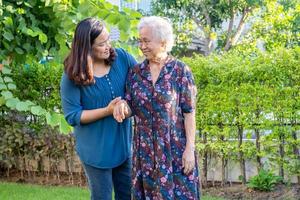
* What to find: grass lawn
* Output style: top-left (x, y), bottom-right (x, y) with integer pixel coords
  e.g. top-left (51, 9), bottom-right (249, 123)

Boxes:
top-left (0, 182), bottom-right (225, 200)
top-left (0, 182), bottom-right (89, 200)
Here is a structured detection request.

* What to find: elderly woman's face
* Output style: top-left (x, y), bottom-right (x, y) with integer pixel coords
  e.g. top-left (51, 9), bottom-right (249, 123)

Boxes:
top-left (138, 27), bottom-right (165, 59)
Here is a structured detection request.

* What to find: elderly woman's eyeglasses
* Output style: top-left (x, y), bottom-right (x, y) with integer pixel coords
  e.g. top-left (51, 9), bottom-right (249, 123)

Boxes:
top-left (137, 39), bottom-right (151, 46)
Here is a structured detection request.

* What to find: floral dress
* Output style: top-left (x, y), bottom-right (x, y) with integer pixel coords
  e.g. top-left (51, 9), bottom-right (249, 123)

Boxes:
top-left (126, 57), bottom-right (200, 200)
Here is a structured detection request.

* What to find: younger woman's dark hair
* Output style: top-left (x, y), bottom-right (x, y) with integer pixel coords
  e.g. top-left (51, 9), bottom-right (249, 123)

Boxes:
top-left (64, 18), bottom-right (116, 85)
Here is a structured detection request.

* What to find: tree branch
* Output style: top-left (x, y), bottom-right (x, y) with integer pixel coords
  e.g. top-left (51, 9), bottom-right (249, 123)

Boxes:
top-left (225, 7), bottom-right (251, 51)
top-left (192, 16), bottom-right (206, 34)
top-left (192, 16), bottom-right (213, 56)
top-left (202, 4), bottom-right (211, 27)
top-left (224, 3), bottom-right (235, 51)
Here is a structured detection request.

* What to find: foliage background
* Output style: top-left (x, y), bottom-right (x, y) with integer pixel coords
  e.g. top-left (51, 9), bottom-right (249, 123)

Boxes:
top-left (0, 0), bottom-right (299, 186)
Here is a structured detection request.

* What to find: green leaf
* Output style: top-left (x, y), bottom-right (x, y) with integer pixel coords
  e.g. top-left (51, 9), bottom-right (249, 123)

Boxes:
top-left (60, 116), bottom-right (72, 134)
top-left (17, 8), bottom-right (25, 14)
top-left (129, 11), bottom-right (142, 18)
top-left (23, 43), bottom-right (31, 51)
top-left (3, 31), bottom-right (14, 41)
top-left (18, 19), bottom-right (27, 33)
top-left (7, 83), bottom-right (16, 90)
top-left (26, 29), bottom-right (38, 37)
top-left (45, 0), bottom-right (51, 7)
top-left (103, 2), bottom-right (113, 10)
top-left (6, 98), bottom-right (19, 108)
top-left (0, 0), bottom-right (3, 16)
top-left (0, 83), bottom-right (6, 90)
top-left (0, 96), bottom-right (5, 106)
top-left (24, 2), bottom-right (33, 8)
top-left (120, 31), bottom-right (129, 41)
top-left (106, 14), bottom-right (120, 25)
top-left (1, 90), bottom-right (13, 99)
top-left (31, 105), bottom-right (43, 115)
top-left (55, 4), bottom-right (67, 11)
top-left (4, 17), bottom-right (13, 26)
top-left (46, 112), bottom-right (52, 126)
top-left (15, 47), bottom-right (24, 54)
top-left (16, 101), bottom-right (30, 111)
top-left (50, 113), bottom-right (61, 126)
top-left (98, 9), bottom-right (110, 19)
top-left (2, 41), bottom-right (12, 51)
top-left (2, 67), bottom-right (12, 75)
top-left (25, 100), bottom-right (35, 106)
top-left (40, 108), bottom-right (47, 116)
top-left (118, 17), bottom-right (130, 33)
top-left (246, 132), bottom-right (253, 139)
top-left (54, 33), bottom-right (66, 45)
top-left (5, 5), bottom-right (14, 13)
top-left (77, 1), bottom-right (95, 16)
top-left (4, 77), bottom-right (13, 83)
top-left (38, 32), bottom-right (48, 43)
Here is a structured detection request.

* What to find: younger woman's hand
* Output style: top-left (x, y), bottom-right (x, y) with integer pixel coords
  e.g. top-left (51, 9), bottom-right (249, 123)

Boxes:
top-left (106, 97), bottom-right (122, 115)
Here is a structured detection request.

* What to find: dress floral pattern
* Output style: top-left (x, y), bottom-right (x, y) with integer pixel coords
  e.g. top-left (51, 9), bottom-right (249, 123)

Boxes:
top-left (126, 57), bottom-right (200, 200)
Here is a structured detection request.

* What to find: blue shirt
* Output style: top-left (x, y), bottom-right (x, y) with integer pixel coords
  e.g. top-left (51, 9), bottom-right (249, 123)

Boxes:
top-left (60, 48), bottom-right (137, 168)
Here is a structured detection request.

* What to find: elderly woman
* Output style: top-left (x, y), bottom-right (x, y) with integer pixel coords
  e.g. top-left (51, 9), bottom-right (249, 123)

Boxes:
top-left (114, 16), bottom-right (200, 199)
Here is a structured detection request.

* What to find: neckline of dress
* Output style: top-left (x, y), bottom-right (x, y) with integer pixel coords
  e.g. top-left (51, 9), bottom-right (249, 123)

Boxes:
top-left (93, 64), bottom-right (112, 79)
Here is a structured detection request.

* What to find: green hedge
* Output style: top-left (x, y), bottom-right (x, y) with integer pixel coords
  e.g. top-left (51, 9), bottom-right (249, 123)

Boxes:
top-left (0, 48), bottom-right (299, 185)
top-left (183, 47), bottom-right (300, 183)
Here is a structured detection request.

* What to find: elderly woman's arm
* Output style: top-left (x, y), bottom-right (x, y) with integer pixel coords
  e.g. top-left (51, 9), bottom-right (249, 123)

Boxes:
top-left (182, 111), bottom-right (196, 175)
top-left (179, 63), bottom-right (197, 175)
top-left (184, 111), bottom-right (196, 151)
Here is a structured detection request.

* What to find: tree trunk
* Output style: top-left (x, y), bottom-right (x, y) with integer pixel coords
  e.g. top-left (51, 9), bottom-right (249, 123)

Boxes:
top-left (238, 125), bottom-right (246, 184)
top-left (202, 132), bottom-right (208, 187)
top-left (221, 157), bottom-right (227, 186)
top-left (279, 130), bottom-right (285, 178)
top-left (219, 122), bottom-right (226, 186)
top-left (255, 128), bottom-right (262, 171)
top-left (292, 130), bottom-right (300, 184)
top-left (278, 114), bottom-right (285, 178)
top-left (255, 110), bottom-right (262, 171)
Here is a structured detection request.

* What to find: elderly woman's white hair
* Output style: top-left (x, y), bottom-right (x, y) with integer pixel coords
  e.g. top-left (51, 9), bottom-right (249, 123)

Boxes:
top-left (138, 16), bottom-right (174, 52)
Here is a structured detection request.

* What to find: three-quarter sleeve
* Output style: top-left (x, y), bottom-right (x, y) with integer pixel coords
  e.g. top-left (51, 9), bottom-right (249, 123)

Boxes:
top-left (60, 73), bottom-right (83, 126)
top-left (179, 64), bottom-right (197, 113)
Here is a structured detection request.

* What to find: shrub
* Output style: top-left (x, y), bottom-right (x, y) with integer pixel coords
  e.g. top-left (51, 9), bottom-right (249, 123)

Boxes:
top-left (12, 58), bottom-right (63, 112)
top-left (247, 169), bottom-right (282, 191)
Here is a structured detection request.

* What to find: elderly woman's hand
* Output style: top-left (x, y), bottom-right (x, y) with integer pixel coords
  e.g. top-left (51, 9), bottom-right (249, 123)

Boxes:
top-left (113, 100), bottom-right (129, 123)
top-left (182, 146), bottom-right (195, 175)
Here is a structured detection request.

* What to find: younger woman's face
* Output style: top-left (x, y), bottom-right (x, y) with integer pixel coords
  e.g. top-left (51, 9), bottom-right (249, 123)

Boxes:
top-left (92, 27), bottom-right (111, 61)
